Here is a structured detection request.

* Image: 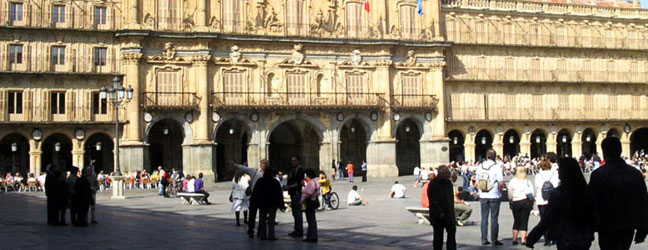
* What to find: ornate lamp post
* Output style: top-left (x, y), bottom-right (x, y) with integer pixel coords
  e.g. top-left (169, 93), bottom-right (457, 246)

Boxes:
top-left (100, 76), bottom-right (133, 199)
top-left (11, 142), bottom-right (17, 175)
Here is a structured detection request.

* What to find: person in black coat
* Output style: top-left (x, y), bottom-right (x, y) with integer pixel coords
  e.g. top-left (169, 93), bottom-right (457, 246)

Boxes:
top-left (428, 165), bottom-right (457, 250)
top-left (67, 167), bottom-right (79, 225)
top-left (526, 158), bottom-right (597, 250)
top-left (73, 167), bottom-right (92, 227)
top-left (588, 137), bottom-right (648, 250)
top-left (250, 168), bottom-right (285, 240)
top-left (54, 169), bottom-right (68, 226)
top-left (45, 165), bottom-right (58, 225)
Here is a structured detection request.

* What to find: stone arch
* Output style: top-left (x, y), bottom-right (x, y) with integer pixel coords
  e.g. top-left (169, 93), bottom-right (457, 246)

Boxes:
top-left (144, 113), bottom-right (193, 145)
top-left (557, 128), bottom-right (573, 157)
top-left (213, 113), bottom-right (255, 142)
top-left (337, 113), bottom-right (377, 142)
top-left (338, 115), bottom-right (373, 173)
top-left (448, 130), bottom-right (465, 163)
top-left (475, 129), bottom-right (493, 161)
top-left (214, 115), bottom-right (254, 181)
top-left (41, 133), bottom-right (74, 172)
top-left (0, 133), bottom-right (30, 176)
top-left (396, 118), bottom-right (422, 175)
top-left (392, 113), bottom-right (430, 140)
top-left (581, 128), bottom-right (598, 158)
top-left (267, 114), bottom-right (328, 172)
top-left (503, 129), bottom-right (521, 158)
top-left (266, 114), bottom-right (327, 142)
top-left (531, 128), bottom-right (548, 159)
top-left (631, 127), bottom-right (648, 157)
top-left (147, 118), bottom-right (185, 172)
top-left (83, 132), bottom-right (114, 174)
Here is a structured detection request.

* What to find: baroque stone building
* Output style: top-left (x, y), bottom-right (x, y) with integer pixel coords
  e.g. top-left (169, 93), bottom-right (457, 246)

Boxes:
top-left (0, 0), bottom-right (647, 181)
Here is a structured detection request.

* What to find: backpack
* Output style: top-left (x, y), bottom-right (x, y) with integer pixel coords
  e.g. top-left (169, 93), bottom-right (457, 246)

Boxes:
top-left (541, 172), bottom-right (555, 200)
top-left (478, 162), bottom-right (496, 192)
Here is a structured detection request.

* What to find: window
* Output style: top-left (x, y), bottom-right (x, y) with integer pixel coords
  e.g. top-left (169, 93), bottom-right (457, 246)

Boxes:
top-left (158, 0), bottom-right (177, 30)
top-left (10, 3), bottom-right (23, 21)
top-left (286, 71), bottom-right (308, 104)
top-left (156, 70), bottom-right (181, 105)
top-left (346, 3), bottom-right (364, 37)
top-left (95, 7), bottom-right (107, 25)
top-left (346, 72), bottom-right (366, 104)
top-left (222, 0), bottom-right (241, 32)
top-left (401, 74), bottom-right (421, 106)
top-left (223, 70), bottom-right (246, 104)
top-left (400, 5), bottom-right (417, 39)
top-left (287, 0), bottom-right (305, 35)
top-left (51, 92), bottom-right (66, 115)
top-left (53, 5), bottom-right (66, 23)
top-left (8, 92), bottom-right (23, 114)
top-left (9, 45), bottom-right (23, 64)
top-left (52, 46), bottom-right (65, 65)
top-left (94, 47), bottom-right (107, 66)
top-left (92, 92), bottom-right (107, 115)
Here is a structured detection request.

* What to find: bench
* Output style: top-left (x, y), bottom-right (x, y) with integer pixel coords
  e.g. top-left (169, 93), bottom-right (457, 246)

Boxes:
top-left (177, 192), bottom-right (206, 205)
top-left (406, 207), bottom-right (431, 225)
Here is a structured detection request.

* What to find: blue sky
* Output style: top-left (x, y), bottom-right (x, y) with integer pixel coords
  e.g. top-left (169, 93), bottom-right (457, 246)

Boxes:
top-left (643, 1), bottom-right (648, 8)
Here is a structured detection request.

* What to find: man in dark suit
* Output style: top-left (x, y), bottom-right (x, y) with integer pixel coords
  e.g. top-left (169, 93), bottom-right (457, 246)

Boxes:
top-left (428, 165), bottom-right (457, 250)
top-left (589, 137), bottom-right (648, 250)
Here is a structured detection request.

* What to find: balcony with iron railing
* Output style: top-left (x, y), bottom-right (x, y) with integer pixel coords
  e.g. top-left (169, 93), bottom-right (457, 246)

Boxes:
top-left (212, 92), bottom-right (385, 110)
top-left (0, 105), bottom-right (124, 123)
top-left (0, 11), bottom-right (122, 31)
top-left (391, 94), bottom-right (440, 111)
top-left (445, 67), bottom-right (647, 83)
top-left (447, 107), bottom-right (648, 121)
top-left (442, 0), bottom-right (648, 18)
top-left (0, 54), bottom-right (119, 75)
top-left (448, 31), bottom-right (648, 50)
top-left (141, 92), bottom-right (200, 111)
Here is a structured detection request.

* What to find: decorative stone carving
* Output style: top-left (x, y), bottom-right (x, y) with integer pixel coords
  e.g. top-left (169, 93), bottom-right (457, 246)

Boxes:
top-left (339, 50), bottom-right (373, 68)
top-left (351, 50), bottom-right (362, 65)
top-left (143, 14), bottom-right (155, 29)
top-left (121, 52), bottom-right (143, 64)
top-left (214, 45), bottom-right (255, 65)
top-left (191, 55), bottom-right (211, 66)
top-left (430, 61), bottom-right (446, 71)
top-left (334, 22), bottom-right (346, 38)
top-left (230, 45), bottom-right (241, 63)
top-left (310, 10), bottom-right (327, 36)
top-left (390, 25), bottom-right (401, 39)
top-left (209, 17), bottom-right (221, 31)
top-left (368, 18), bottom-right (383, 39)
top-left (278, 44), bottom-right (317, 68)
top-left (292, 44), bottom-right (304, 65)
top-left (264, 6), bottom-right (282, 32)
top-left (147, 42), bottom-right (189, 63)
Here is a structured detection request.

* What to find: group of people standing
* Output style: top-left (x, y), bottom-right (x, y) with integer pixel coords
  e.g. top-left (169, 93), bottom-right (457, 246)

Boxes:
top-left (427, 137), bottom-right (648, 250)
top-left (332, 160), bottom-right (367, 183)
top-left (45, 164), bottom-right (99, 227)
top-left (231, 157), bottom-right (319, 242)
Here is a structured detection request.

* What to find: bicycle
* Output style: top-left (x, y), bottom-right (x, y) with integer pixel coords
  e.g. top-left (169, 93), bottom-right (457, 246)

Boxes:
top-left (318, 191), bottom-right (340, 211)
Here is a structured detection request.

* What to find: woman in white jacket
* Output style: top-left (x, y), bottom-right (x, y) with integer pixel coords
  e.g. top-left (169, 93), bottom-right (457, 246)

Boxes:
top-left (508, 166), bottom-right (535, 245)
top-left (534, 159), bottom-right (560, 246)
top-left (231, 171), bottom-right (251, 226)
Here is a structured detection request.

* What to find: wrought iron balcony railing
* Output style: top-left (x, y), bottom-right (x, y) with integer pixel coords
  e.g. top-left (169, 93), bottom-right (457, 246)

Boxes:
top-left (391, 94), bottom-right (440, 111)
top-left (141, 92), bottom-right (200, 111)
top-left (212, 92), bottom-right (385, 110)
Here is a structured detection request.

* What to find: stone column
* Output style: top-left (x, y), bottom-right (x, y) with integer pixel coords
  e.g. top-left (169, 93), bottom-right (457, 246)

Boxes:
top-left (596, 132), bottom-right (604, 156)
top-left (368, 61), bottom-right (398, 177)
top-left (196, 0), bottom-right (208, 31)
top-left (493, 142), bottom-right (504, 157)
top-left (119, 50), bottom-right (147, 173)
top-left (72, 139), bottom-right (85, 169)
top-left (464, 142), bottom-right (476, 162)
top-left (419, 61), bottom-right (449, 168)
top-left (126, 0), bottom-right (140, 29)
top-left (520, 142), bottom-right (531, 158)
top-left (192, 54), bottom-right (211, 143)
top-left (572, 136), bottom-right (582, 158)
top-left (622, 133), bottom-right (632, 158)
top-left (29, 140), bottom-right (42, 175)
top-left (546, 133), bottom-right (558, 154)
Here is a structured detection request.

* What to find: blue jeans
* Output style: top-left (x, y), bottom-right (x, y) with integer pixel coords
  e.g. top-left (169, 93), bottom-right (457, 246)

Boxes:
top-left (290, 194), bottom-right (303, 235)
top-left (480, 198), bottom-right (501, 244)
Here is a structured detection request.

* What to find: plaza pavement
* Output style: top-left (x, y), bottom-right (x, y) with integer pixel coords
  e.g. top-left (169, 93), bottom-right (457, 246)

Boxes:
top-left (0, 174), bottom-right (624, 250)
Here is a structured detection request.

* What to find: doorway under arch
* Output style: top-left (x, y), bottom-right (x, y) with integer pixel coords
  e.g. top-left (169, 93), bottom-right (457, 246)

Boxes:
top-left (503, 129), bottom-right (520, 158)
top-left (268, 120), bottom-right (321, 173)
top-left (148, 119), bottom-right (184, 173)
top-left (475, 130), bottom-right (493, 162)
top-left (581, 128), bottom-right (597, 158)
top-left (631, 128), bottom-right (648, 157)
top-left (530, 129), bottom-right (547, 159)
top-left (0, 133), bottom-right (30, 176)
top-left (84, 133), bottom-right (114, 174)
top-left (339, 119), bottom-right (368, 175)
top-left (448, 130), bottom-right (464, 163)
top-left (42, 133), bottom-right (73, 172)
top-left (396, 119), bottom-right (421, 175)
top-left (215, 119), bottom-right (249, 181)
top-left (557, 129), bottom-right (572, 158)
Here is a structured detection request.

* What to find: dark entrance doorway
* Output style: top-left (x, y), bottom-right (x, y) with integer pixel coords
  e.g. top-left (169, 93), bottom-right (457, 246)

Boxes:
top-left (448, 130), bottom-right (464, 163)
top-left (340, 119), bottom-right (368, 175)
top-left (42, 133), bottom-right (73, 172)
top-left (557, 129), bottom-right (572, 158)
top-left (396, 119), bottom-right (421, 175)
top-left (475, 130), bottom-right (493, 162)
top-left (631, 128), bottom-right (648, 157)
top-left (148, 119), bottom-right (184, 172)
top-left (581, 128), bottom-right (597, 158)
top-left (268, 120), bottom-right (321, 173)
top-left (531, 129), bottom-right (547, 159)
top-left (215, 119), bottom-right (249, 181)
top-left (0, 133), bottom-right (30, 176)
top-left (84, 133), bottom-right (114, 174)
top-left (503, 129), bottom-right (520, 158)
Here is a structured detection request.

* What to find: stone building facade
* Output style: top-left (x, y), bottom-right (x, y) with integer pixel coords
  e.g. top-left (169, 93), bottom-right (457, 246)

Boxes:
top-left (0, 0), bottom-right (646, 181)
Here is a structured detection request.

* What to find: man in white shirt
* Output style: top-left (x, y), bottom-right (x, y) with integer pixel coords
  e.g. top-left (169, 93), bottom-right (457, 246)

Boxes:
top-left (390, 181), bottom-right (407, 198)
top-left (475, 149), bottom-right (504, 246)
top-left (347, 185), bottom-right (367, 206)
top-left (187, 177), bottom-right (196, 193)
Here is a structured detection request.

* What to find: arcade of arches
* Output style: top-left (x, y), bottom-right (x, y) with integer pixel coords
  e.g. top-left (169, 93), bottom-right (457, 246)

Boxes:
top-left (447, 125), bottom-right (648, 162)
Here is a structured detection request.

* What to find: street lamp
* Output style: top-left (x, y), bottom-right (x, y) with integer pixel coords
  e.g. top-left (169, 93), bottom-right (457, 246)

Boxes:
top-left (229, 128), bottom-right (234, 135)
top-left (453, 137), bottom-right (458, 145)
top-left (562, 135), bottom-right (568, 143)
top-left (509, 136), bottom-right (515, 144)
top-left (535, 136), bottom-right (541, 144)
top-left (54, 142), bottom-right (61, 152)
top-left (163, 126), bottom-right (169, 135)
top-left (405, 125), bottom-right (411, 133)
top-left (481, 136), bottom-right (487, 145)
top-left (96, 142), bottom-right (102, 151)
top-left (586, 135), bottom-right (591, 142)
top-left (11, 142), bottom-right (17, 175)
top-left (100, 76), bottom-right (133, 199)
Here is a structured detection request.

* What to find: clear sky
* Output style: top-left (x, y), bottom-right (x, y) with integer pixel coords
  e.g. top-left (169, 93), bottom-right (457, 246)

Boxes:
top-left (643, 1), bottom-right (648, 8)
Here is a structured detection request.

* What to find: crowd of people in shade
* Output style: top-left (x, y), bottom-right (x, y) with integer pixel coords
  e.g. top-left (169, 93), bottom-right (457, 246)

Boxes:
top-left (424, 137), bottom-right (648, 250)
top-left (44, 164), bottom-right (99, 227)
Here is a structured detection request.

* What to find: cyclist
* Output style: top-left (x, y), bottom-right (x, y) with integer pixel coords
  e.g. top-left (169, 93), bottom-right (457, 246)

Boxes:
top-left (318, 171), bottom-right (333, 209)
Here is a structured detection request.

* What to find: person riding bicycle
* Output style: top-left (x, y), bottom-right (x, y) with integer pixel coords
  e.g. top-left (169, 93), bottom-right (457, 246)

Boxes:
top-left (319, 171), bottom-right (333, 209)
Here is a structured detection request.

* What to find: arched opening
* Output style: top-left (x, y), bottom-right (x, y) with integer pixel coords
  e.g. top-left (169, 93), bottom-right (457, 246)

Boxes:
top-left (503, 129), bottom-right (520, 158)
top-left (340, 119), bottom-right (368, 173)
top-left (448, 130), bottom-right (464, 163)
top-left (396, 119), bottom-right (421, 175)
top-left (84, 133), bottom-right (114, 174)
top-left (631, 128), bottom-right (648, 157)
top-left (0, 133), bottom-right (30, 176)
top-left (557, 129), bottom-right (572, 158)
top-left (215, 119), bottom-right (249, 181)
top-left (475, 130), bottom-right (493, 162)
top-left (269, 120), bottom-right (321, 173)
top-left (581, 128), bottom-right (597, 158)
top-left (606, 129), bottom-right (620, 139)
top-left (42, 133), bottom-right (73, 172)
top-left (148, 119), bottom-right (184, 173)
top-left (531, 129), bottom-right (547, 159)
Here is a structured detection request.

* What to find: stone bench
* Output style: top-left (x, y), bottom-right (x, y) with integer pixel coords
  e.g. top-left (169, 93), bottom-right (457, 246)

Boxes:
top-left (406, 207), bottom-right (430, 225)
top-left (178, 192), bottom-right (206, 205)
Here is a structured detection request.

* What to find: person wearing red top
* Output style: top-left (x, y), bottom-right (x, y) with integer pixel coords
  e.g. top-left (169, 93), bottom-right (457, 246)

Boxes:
top-left (421, 172), bottom-right (436, 208)
top-left (347, 162), bottom-right (354, 183)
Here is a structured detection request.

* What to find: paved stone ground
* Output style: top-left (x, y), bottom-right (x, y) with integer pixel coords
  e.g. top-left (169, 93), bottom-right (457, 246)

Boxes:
top-left (0, 174), bottom-right (628, 250)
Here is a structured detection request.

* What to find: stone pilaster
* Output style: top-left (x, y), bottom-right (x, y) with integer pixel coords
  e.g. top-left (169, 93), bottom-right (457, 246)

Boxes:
top-left (196, 0), bottom-right (208, 31)
top-left (120, 145), bottom-right (148, 173)
top-left (622, 133), bottom-right (631, 158)
top-left (464, 142), bottom-right (476, 162)
top-left (121, 51), bottom-right (143, 144)
top-left (182, 144), bottom-right (216, 182)
top-left (29, 145), bottom-right (42, 175)
top-left (126, 0), bottom-right (140, 29)
top-left (192, 54), bottom-right (211, 143)
top-left (367, 140), bottom-right (398, 177)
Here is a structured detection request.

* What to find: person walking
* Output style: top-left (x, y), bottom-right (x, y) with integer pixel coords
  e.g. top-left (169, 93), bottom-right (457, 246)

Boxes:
top-left (508, 166), bottom-right (535, 245)
top-left (232, 159), bottom-right (267, 238)
top-left (347, 161), bottom-right (355, 183)
top-left (231, 171), bottom-right (250, 227)
top-left (250, 167), bottom-right (284, 241)
top-left (285, 156), bottom-right (305, 238)
top-left (157, 166), bottom-right (166, 195)
top-left (85, 166), bottom-right (99, 224)
top-left (361, 161), bottom-right (368, 182)
top-left (338, 160), bottom-right (345, 180)
top-left (475, 149), bottom-right (504, 246)
top-left (534, 159), bottom-right (560, 246)
top-left (331, 160), bottom-right (337, 181)
top-left (588, 137), bottom-right (648, 250)
top-left (301, 169), bottom-right (320, 243)
top-left (526, 158), bottom-right (597, 250)
top-left (428, 165), bottom-right (457, 250)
